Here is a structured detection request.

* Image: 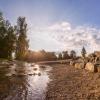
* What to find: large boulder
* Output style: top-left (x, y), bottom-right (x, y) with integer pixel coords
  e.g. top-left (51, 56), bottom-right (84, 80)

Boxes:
top-left (75, 62), bottom-right (85, 69)
top-left (85, 62), bottom-right (97, 72)
top-left (95, 64), bottom-right (100, 72)
top-left (97, 67), bottom-right (100, 73)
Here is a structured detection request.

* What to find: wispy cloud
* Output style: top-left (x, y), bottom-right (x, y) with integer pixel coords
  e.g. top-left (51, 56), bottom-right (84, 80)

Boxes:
top-left (28, 21), bottom-right (100, 53)
top-left (48, 22), bottom-right (71, 31)
top-left (49, 22), bottom-right (100, 52)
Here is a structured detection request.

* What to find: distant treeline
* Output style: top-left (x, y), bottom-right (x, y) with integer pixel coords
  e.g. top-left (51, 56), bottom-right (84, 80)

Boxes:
top-left (0, 12), bottom-right (28, 60)
top-left (23, 47), bottom-right (86, 62)
top-left (24, 49), bottom-right (83, 62)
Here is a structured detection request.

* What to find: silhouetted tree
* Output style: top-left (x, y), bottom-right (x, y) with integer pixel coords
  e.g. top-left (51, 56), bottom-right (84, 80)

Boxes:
top-left (62, 51), bottom-right (69, 59)
top-left (46, 52), bottom-right (57, 61)
top-left (0, 12), bottom-right (16, 59)
top-left (15, 17), bottom-right (29, 60)
top-left (0, 12), bottom-right (7, 58)
top-left (81, 46), bottom-right (86, 58)
top-left (58, 53), bottom-right (62, 60)
top-left (5, 21), bottom-right (16, 59)
top-left (70, 50), bottom-right (76, 59)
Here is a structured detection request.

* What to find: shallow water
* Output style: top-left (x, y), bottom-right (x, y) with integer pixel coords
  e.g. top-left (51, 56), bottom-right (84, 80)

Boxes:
top-left (0, 61), bottom-right (51, 100)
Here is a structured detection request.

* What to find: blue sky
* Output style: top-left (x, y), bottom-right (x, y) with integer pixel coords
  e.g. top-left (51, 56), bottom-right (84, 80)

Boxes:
top-left (0, 0), bottom-right (100, 26)
top-left (0, 0), bottom-right (100, 52)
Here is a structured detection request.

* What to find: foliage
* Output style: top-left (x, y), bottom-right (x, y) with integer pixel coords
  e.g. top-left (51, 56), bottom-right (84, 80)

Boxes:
top-left (0, 12), bottom-right (16, 59)
top-left (58, 53), bottom-right (63, 60)
top-left (81, 46), bottom-right (86, 58)
top-left (0, 12), bottom-right (29, 60)
top-left (70, 50), bottom-right (76, 59)
top-left (62, 51), bottom-right (69, 59)
top-left (15, 17), bottom-right (29, 60)
top-left (24, 50), bottom-right (57, 62)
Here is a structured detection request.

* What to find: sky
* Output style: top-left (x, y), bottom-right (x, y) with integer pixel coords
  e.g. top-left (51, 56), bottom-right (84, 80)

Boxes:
top-left (0, 0), bottom-right (100, 53)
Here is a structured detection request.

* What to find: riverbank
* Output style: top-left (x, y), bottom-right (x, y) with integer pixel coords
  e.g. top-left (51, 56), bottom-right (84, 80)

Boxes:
top-left (46, 64), bottom-right (100, 100)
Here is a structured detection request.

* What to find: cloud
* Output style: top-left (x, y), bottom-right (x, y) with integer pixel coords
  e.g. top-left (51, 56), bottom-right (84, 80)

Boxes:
top-left (28, 21), bottom-right (100, 53)
top-left (48, 22), bottom-right (100, 53)
top-left (48, 22), bottom-right (71, 31)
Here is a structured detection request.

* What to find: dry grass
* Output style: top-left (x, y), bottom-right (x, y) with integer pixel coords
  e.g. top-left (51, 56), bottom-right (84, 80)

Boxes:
top-left (46, 64), bottom-right (100, 100)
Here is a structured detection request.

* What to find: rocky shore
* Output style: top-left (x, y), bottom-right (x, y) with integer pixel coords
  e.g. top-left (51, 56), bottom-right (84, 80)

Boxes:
top-left (46, 64), bottom-right (100, 100)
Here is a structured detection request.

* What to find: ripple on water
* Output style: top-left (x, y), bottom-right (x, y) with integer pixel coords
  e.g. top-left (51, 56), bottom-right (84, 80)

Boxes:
top-left (0, 62), bottom-right (52, 100)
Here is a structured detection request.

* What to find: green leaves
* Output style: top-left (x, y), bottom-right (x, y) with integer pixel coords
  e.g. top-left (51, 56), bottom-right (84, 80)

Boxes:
top-left (15, 17), bottom-right (29, 60)
top-left (0, 12), bottom-right (29, 60)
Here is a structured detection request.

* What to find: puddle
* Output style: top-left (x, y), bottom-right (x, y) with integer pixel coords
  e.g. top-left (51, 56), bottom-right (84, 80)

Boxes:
top-left (0, 61), bottom-right (52, 100)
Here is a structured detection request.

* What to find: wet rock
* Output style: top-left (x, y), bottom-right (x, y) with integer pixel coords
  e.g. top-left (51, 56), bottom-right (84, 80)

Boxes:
top-left (38, 73), bottom-right (41, 76)
top-left (33, 68), bottom-right (37, 71)
top-left (85, 62), bottom-right (97, 72)
top-left (74, 63), bottom-right (85, 69)
top-left (40, 65), bottom-right (46, 69)
top-left (28, 74), bottom-right (33, 76)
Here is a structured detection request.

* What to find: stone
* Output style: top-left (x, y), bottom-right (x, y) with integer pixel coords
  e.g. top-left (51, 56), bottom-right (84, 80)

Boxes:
top-left (96, 64), bottom-right (100, 73)
top-left (38, 73), bottom-right (41, 76)
top-left (85, 62), bottom-right (97, 72)
top-left (74, 63), bottom-right (85, 69)
top-left (33, 68), bottom-right (37, 70)
top-left (97, 66), bottom-right (100, 73)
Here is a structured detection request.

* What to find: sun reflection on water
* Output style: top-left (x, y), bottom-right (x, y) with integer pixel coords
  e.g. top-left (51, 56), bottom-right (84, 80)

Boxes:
top-left (3, 62), bottom-right (51, 100)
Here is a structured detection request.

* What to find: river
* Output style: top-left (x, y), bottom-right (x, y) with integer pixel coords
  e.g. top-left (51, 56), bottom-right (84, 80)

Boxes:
top-left (0, 61), bottom-right (51, 100)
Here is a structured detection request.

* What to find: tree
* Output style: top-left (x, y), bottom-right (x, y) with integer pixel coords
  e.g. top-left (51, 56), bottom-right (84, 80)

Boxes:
top-left (15, 17), bottom-right (29, 60)
top-left (0, 12), bottom-right (16, 59)
top-left (81, 46), bottom-right (86, 58)
top-left (4, 21), bottom-right (16, 59)
top-left (45, 52), bottom-right (57, 61)
top-left (58, 53), bottom-right (62, 60)
top-left (70, 50), bottom-right (76, 59)
top-left (62, 51), bottom-right (69, 59)
top-left (0, 12), bottom-right (7, 58)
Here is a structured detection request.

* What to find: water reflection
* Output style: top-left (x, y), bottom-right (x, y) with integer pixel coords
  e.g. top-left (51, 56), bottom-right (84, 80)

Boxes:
top-left (0, 61), bottom-right (51, 100)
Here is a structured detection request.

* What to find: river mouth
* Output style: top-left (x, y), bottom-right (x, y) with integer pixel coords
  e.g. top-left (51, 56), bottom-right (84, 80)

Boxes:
top-left (0, 61), bottom-right (52, 100)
